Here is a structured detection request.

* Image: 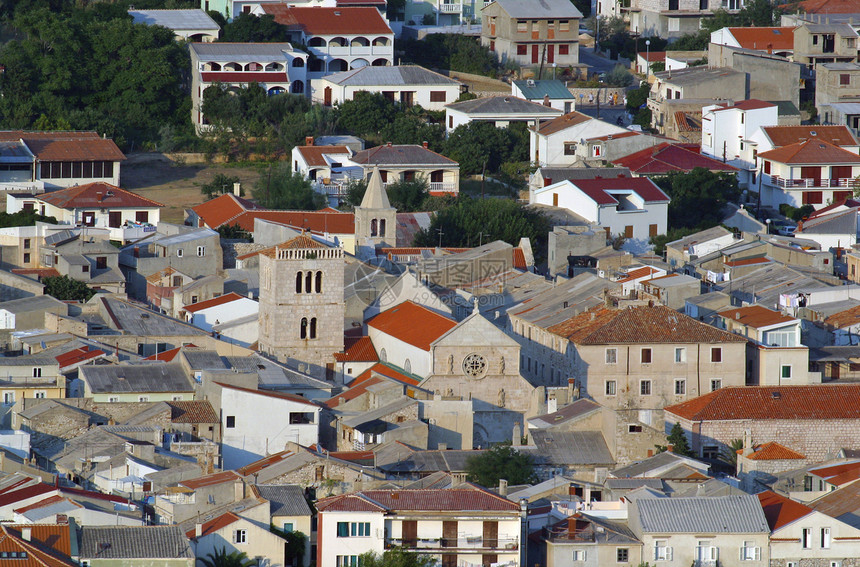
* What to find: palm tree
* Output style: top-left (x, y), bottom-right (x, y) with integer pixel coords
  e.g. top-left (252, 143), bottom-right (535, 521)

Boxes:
top-left (197, 547), bottom-right (256, 567)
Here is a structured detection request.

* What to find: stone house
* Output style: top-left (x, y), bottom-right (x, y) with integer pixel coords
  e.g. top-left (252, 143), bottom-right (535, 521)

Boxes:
top-left (254, 484), bottom-right (314, 567)
top-left (817, 62), bottom-right (860, 130)
top-left (543, 514), bottom-right (642, 567)
top-left (186, 508), bottom-right (287, 567)
top-left (665, 384), bottom-right (860, 462)
top-left (78, 363), bottom-right (194, 403)
top-left (647, 67), bottom-right (746, 134)
top-left (626, 0), bottom-right (742, 39)
top-left (41, 230), bottom-right (125, 293)
top-left (639, 273), bottom-right (701, 310)
top-left (793, 22), bottom-right (859, 69)
top-left (333, 397), bottom-right (426, 451)
top-left (153, 470), bottom-right (245, 525)
top-left (481, 0), bottom-right (581, 68)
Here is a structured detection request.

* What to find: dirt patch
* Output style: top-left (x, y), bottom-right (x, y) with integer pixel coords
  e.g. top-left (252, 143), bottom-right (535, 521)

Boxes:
top-left (121, 158), bottom-right (264, 224)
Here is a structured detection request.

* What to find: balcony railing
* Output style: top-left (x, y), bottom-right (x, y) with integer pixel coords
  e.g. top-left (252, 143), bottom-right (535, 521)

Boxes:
top-left (388, 536), bottom-right (518, 550)
top-left (429, 182), bottom-right (458, 193)
top-left (439, 2), bottom-right (463, 12)
top-left (768, 175), bottom-right (860, 188)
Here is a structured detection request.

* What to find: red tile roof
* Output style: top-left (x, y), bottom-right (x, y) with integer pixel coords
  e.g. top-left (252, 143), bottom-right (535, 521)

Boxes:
top-left (166, 400), bottom-right (219, 424)
top-left (367, 301), bottom-right (457, 350)
top-left (215, 382), bottom-right (320, 407)
top-left (640, 51), bottom-right (666, 62)
top-left (55, 346), bottom-right (105, 368)
top-left (295, 145), bottom-right (351, 167)
top-left (612, 143), bottom-right (738, 175)
top-left (37, 182), bottom-right (164, 209)
top-left (717, 305), bottom-right (796, 329)
top-left (317, 488), bottom-right (520, 512)
top-left (0, 484), bottom-right (56, 508)
top-left (236, 448), bottom-right (297, 477)
top-left (325, 362), bottom-right (419, 408)
top-left (760, 125), bottom-right (858, 148)
top-left (11, 268), bottom-right (61, 278)
top-left (807, 198), bottom-right (860, 219)
top-left (183, 292), bottom-right (248, 313)
top-left (0, 524), bottom-right (76, 567)
top-left (808, 461), bottom-right (860, 486)
top-left (333, 336), bottom-right (378, 362)
top-left (186, 512), bottom-right (241, 539)
top-left (783, 0), bottom-right (860, 14)
top-left (191, 193), bottom-right (260, 229)
top-left (758, 490), bottom-right (812, 531)
top-left (0, 130), bottom-right (125, 162)
top-left (726, 27), bottom-right (795, 51)
top-left (587, 130), bottom-right (642, 142)
top-left (711, 99), bottom-right (777, 112)
top-left (545, 304), bottom-right (745, 345)
top-left (569, 177), bottom-right (671, 205)
top-left (758, 139), bottom-right (860, 165)
top-left (181, 470), bottom-right (241, 490)
top-left (823, 304), bottom-right (860, 329)
top-left (535, 111), bottom-right (592, 135)
top-left (230, 210), bottom-right (355, 234)
top-left (143, 346), bottom-right (185, 361)
top-left (666, 384), bottom-right (860, 421)
top-left (745, 442), bottom-right (805, 461)
top-left (617, 266), bottom-right (661, 283)
top-left (262, 5), bottom-right (392, 34)
top-left (513, 247), bottom-right (527, 270)
top-left (13, 494), bottom-right (69, 514)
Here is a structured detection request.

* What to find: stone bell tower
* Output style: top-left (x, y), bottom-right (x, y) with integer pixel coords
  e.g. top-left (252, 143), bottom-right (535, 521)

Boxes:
top-left (354, 166), bottom-right (397, 260)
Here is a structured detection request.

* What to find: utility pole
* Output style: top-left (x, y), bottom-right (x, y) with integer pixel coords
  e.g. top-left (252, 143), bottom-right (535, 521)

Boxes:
top-left (437, 228), bottom-right (444, 247)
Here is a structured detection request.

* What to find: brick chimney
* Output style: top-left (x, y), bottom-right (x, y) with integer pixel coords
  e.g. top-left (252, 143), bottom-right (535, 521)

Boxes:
top-left (422, 141), bottom-right (429, 149)
top-left (305, 136), bottom-right (314, 146)
top-left (21, 527), bottom-right (31, 542)
top-left (195, 523), bottom-right (203, 538)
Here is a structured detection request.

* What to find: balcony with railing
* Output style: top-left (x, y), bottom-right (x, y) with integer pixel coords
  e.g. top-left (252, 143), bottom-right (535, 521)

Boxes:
top-left (387, 536), bottom-right (519, 551)
top-left (439, 2), bottom-right (463, 13)
top-left (0, 375), bottom-right (63, 389)
top-left (767, 175), bottom-right (860, 189)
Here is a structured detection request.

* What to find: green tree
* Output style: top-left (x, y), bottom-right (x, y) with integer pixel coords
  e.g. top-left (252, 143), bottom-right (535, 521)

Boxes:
top-left (0, 210), bottom-right (57, 228)
top-left (654, 168), bottom-right (741, 230)
top-left (649, 227), bottom-right (700, 257)
top-left (571, 0), bottom-right (591, 17)
top-left (217, 224), bottom-right (253, 241)
top-left (443, 121), bottom-right (528, 175)
top-left (197, 547), bottom-right (256, 567)
top-left (42, 275), bottom-right (96, 302)
top-left (667, 423), bottom-right (693, 457)
top-left (604, 64), bottom-right (633, 87)
top-left (400, 34), bottom-right (499, 78)
top-left (465, 444), bottom-right (537, 488)
top-left (253, 164), bottom-right (326, 210)
top-left (359, 548), bottom-right (436, 567)
top-left (672, 30), bottom-right (710, 51)
top-left (343, 178), bottom-right (369, 210)
top-left (335, 92), bottom-right (397, 139)
top-left (720, 438), bottom-right (744, 467)
top-left (201, 173), bottom-right (241, 198)
top-left (386, 178), bottom-right (429, 212)
top-left (414, 197), bottom-right (551, 260)
top-left (219, 13), bottom-right (291, 42)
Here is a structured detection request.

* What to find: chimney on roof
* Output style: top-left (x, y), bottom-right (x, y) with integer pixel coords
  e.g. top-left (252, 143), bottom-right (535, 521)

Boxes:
top-left (133, 246), bottom-right (139, 258)
top-left (498, 479), bottom-right (508, 497)
top-left (387, 142), bottom-right (392, 147)
top-left (96, 192), bottom-right (103, 202)
top-left (543, 94), bottom-right (551, 107)
top-left (21, 527), bottom-right (31, 542)
top-left (195, 523), bottom-right (203, 538)
top-left (742, 429), bottom-right (753, 457)
top-left (233, 182), bottom-right (241, 197)
top-left (305, 136), bottom-right (314, 146)
top-left (422, 141), bottom-right (429, 149)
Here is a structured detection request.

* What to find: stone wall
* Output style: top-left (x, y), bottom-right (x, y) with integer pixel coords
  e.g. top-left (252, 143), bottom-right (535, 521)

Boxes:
top-left (221, 241), bottom-right (267, 270)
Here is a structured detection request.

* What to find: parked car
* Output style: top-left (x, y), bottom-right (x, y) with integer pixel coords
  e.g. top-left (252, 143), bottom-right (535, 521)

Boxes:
top-left (771, 219), bottom-right (796, 236)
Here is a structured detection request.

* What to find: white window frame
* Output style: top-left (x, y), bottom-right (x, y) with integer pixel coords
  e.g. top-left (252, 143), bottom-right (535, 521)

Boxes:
top-left (821, 527), bottom-right (831, 549)
top-left (176, 249), bottom-right (183, 258)
top-left (606, 348), bottom-right (617, 364)
top-left (781, 364), bottom-right (792, 379)
top-left (674, 379), bottom-right (686, 395)
top-left (740, 541), bottom-right (760, 561)
top-left (802, 528), bottom-right (812, 549)
top-left (640, 379), bottom-right (652, 395)
top-left (605, 380), bottom-right (617, 396)
top-left (197, 246), bottom-right (205, 257)
top-left (675, 347), bottom-right (686, 363)
top-left (711, 378), bottom-right (722, 391)
top-left (34, 391), bottom-right (46, 399)
top-left (234, 529), bottom-right (247, 544)
top-left (573, 549), bottom-right (587, 561)
top-left (654, 541), bottom-right (672, 561)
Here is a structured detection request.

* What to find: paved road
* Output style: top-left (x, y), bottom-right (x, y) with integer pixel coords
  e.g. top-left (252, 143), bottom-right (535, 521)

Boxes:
top-left (578, 45), bottom-right (623, 76)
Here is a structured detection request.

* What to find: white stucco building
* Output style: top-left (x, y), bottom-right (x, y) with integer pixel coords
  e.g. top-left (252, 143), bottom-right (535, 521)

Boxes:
top-left (316, 65), bottom-right (463, 110)
top-left (532, 177), bottom-right (670, 244)
top-left (219, 383), bottom-right (321, 469)
top-left (701, 100), bottom-right (779, 186)
top-left (529, 111), bottom-right (629, 167)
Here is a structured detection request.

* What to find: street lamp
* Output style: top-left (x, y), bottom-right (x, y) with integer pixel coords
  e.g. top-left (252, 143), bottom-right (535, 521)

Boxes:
top-left (552, 63), bottom-right (557, 80)
top-left (645, 40), bottom-right (651, 80)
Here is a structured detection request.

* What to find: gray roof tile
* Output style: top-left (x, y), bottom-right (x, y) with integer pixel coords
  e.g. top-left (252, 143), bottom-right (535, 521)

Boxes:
top-left (255, 484), bottom-right (313, 517)
top-left (634, 495), bottom-right (769, 533)
top-left (80, 525), bottom-right (193, 559)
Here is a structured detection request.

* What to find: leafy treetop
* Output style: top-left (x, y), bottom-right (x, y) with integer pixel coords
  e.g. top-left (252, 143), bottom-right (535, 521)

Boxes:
top-left (465, 444), bottom-right (538, 488)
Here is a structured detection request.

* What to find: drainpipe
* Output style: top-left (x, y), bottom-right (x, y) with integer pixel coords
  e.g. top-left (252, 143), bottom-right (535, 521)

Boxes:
top-left (519, 498), bottom-right (528, 566)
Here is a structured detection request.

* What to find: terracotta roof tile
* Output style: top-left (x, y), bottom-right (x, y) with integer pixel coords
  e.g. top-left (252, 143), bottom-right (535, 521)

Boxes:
top-left (809, 461), bottom-right (860, 483)
top-left (181, 470), bottom-right (241, 489)
top-left (548, 305), bottom-right (745, 345)
top-left (191, 193), bottom-right (259, 229)
top-left (746, 442), bottom-right (805, 461)
top-left (761, 125), bottom-right (858, 148)
top-left (37, 182), bottom-right (164, 209)
top-left (236, 448), bottom-right (297, 476)
top-left (183, 292), bottom-right (248, 313)
top-left (824, 304), bottom-right (860, 329)
top-left (295, 145), bottom-right (350, 167)
top-left (11, 268), bottom-right (60, 278)
top-left (617, 266), bottom-right (660, 283)
top-left (216, 382), bottom-right (320, 406)
top-left (262, 5), bottom-right (392, 34)
top-left (166, 400), bottom-right (218, 424)
top-left (13, 494), bottom-right (69, 514)
top-left (325, 362), bottom-right (419, 408)
top-left (513, 247), bottom-right (527, 269)
top-left (367, 301), bottom-right (457, 351)
top-left (278, 234), bottom-right (328, 249)
top-left (333, 336), bottom-right (378, 362)
top-left (666, 384), bottom-right (860, 421)
top-left (230, 210), bottom-right (355, 234)
top-left (143, 346), bottom-right (186, 361)
top-left (723, 257), bottom-right (771, 267)
top-left (0, 524), bottom-right (76, 567)
top-left (535, 111), bottom-right (592, 135)
top-left (568, 177), bottom-right (671, 205)
top-left (725, 27), bottom-right (795, 51)
top-left (758, 490), bottom-right (812, 531)
top-left (0, 130), bottom-right (125, 162)
top-left (186, 512), bottom-right (241, 539)
top-left (55, 346), bottom-right (105, 368)
top-left (613, 143), bottom-right (738, 175)
top-left (758, 138), bottom-right (860, 165)
top-left (783, 0), bottom-right (860, 14)
top-left (717, 305), bottom-right (796, 329)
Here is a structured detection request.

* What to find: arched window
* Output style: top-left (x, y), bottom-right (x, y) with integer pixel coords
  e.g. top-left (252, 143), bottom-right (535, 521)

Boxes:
top-left (310, 317), bottom-right (317, 339)
top-left (305, 271), bottom-right (313, 294)
top-left (292, 58), bottom-right (305, 67)
top-left (370, 219), bottom-right (378, 237)
top-left (291, 80), bottom-right (304, 94)
top-left (300, 317), bottom-right (308, 339)
top-left (296, 271), bottom-right (303, 293)
top-left (315, 271), bottom-right (322, 293)
top-left (379, 348), bottom-right (387, 362)
top-left (379, 219), bottom-right (386, 237)
top-left (404, 358), bottom-right (411, 373)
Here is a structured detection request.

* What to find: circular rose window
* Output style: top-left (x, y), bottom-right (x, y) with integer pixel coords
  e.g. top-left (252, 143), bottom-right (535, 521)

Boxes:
top-left (462, 353), bottom-right (488, 378)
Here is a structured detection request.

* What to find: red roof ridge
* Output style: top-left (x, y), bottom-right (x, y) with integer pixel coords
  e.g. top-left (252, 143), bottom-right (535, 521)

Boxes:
top-left (366, 301), bottom-right (457, 351)
top-left (183, 292), bottom-right (248, 313)
top-left (186, 511), bottom-right (242, 539)
top-left (758, 490), bottom-right (813, 531)
top-left (215, 382), bottom-right (320, 406)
